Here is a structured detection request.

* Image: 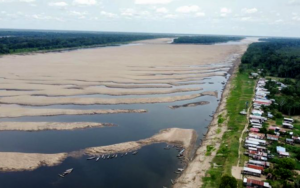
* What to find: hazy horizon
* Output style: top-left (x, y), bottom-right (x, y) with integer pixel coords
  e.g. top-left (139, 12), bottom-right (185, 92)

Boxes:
top-left (0, 0), bottom-right (300, 38)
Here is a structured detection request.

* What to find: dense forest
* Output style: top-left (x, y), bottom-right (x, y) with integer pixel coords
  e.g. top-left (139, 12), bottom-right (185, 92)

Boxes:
top-left (173, 36), bottom-right (244, 44)
top-left (0, 30), bottom-right (171, 54)
top-left (242, 38), bottom-right (300, 116)
top-left (241, 38), bottom-right (300, 78)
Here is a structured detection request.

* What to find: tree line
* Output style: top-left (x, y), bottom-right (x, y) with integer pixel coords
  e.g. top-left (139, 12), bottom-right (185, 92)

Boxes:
top-left (0, 30), bottom-right (172, 54)
top-left (173, 36), bottom-right (244, 44)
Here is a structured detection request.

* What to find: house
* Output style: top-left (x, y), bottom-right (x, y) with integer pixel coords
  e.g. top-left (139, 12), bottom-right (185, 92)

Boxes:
top-left (247, 137), bottom-right (267, 145)
top-left (243, 178), bottom-right (272, 188)
top-left (248, 160), bottom-right (270, 168)
top-left (250, 128), bottom-right (260, 133)
top-left (242, 167), bottom-right (261, 177)
top-left (286, 138), bottom-right (294, 145)
top-left (292, 136), bottom-right (300, 144)
top-left (284, 118), bottom-right (294, 123)
top-left (250, 115), bottom-right (267, 122)
top-left (251, 73), bottom-right (259, 77)
top-left (249, 133), bottom-right (265, 139)
top-left (276, 146), bottom-right (290, 157)
top-left (282, 122), bottom-right (293, 129)
top-left (267, 134), bottom-right (279, 141)
top-left (252, 109), bottom-right (263, 116)
top-left (247, 164), bottom-right (265, 171)
top-left (253, 99), bottom-right (272, 106)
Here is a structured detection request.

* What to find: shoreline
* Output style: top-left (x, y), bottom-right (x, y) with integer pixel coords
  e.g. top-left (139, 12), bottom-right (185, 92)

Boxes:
top-left (173, 56), bottom-right (241, 188)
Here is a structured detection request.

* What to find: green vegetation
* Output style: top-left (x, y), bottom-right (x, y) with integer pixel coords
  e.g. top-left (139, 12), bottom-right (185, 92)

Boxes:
top-left (219, 175), bottom-right (237, 188)
top-left (202, 70), bottom-right (255, 188)
top-left (206, 145), bottom-right (215, 156)
top-left (218, 115), bottom-right (225, 125)
top-left (241, 38), bottom-right (300, 78)
top-left (173, 36), bottom-right (244, 45)
top-left (0, 30), bottom-right (172, 54)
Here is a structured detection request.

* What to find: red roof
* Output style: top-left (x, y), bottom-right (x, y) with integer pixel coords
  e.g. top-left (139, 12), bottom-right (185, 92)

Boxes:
top-left (247, 178), bottom-right (264, 186)
top-left (247, 164), bottom-right (264, 171)
top-left (250, 128), bottom-right (259, 132)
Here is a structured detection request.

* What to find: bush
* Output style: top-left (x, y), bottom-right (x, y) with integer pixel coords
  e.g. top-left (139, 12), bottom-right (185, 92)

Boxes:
top-left (219, 175), bottom-right (237, 188)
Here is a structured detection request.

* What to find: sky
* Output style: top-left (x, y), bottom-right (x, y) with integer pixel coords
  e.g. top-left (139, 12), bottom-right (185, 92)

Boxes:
top-left (0, 0), bottom-right (300, 37)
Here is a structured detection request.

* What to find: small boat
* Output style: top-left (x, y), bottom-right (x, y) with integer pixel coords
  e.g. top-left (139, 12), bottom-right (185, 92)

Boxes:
top-left (125, 152), bottom-right (128, 155)
top-left (87, 156), bottom-right (96, 160)
top-left (96, 156), bottom-right (100, 161)
top-left (121, 154), bottom-right (124, 157)
top-left (132, 151), bottom-right (138, 155)
top-left (101, 155), bottom-right (105, 159)
top-left (107, 155), bottom-right (110, 159)
top-left (177, 168), bottom-right (184, 172)
top-left (115, 154), bottom-right (118, 158)
top-left (58, 168), bottom-right (73, 178)
top-left (171, 179), bottom-right (174, 185)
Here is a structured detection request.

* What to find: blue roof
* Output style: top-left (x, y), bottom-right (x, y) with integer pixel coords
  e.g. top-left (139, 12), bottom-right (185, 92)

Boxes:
top-left (276, 146), bottom-right (286, 152)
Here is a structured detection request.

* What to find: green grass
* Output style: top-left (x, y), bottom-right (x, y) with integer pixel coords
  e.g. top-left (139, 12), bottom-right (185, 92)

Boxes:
top-left (218, 115), bottom-right (225, 125)
top-left (206, 145), bottom-right (216, 156)
top-left (202, 71), bottom-right (255, 188)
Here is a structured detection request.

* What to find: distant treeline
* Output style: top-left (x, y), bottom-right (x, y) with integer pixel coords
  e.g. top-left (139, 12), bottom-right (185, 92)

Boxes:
top-left (241, 38), bottom-right (300, 78)
top-left (0, 30), bottom-right (172, 54)
top-left (173, 36), bottom-right (244, 44)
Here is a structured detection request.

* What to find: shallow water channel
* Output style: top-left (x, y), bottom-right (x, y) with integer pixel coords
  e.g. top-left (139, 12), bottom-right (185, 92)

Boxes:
top-left (0, 74), bottom-right (229, 188)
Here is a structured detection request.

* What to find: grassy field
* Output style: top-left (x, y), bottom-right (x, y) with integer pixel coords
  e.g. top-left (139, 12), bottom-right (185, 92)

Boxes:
top-left (202, 71), bottom-right (256, 188)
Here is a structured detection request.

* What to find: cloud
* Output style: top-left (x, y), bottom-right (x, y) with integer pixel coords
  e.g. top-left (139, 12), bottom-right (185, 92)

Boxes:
top-left (135, 0), bottom-right (172, 4)
top-left (156, 7), bottom-right (168, 14)
top-left (176, 5), bottom-right (199, 13)
top-left (164, 14), bottom-right (177, 19)
top-left (73, 0), bottom-right (97, 5)
top-left (68, 10), bottom-right (88, 18)
top-left (31, 14), bottom-right (63, 21)
top-left (220, 7), bottom-right (232, 17)
top-left (48, 1), bottom-right (68, 7)
top-left (195, 12), bottom-right (205, 17)
top-left (288, 0), bottom-right (300, 5)
top-left (241, 8), bottom-right (258, 14)
top-left (19, 0), bottom-right (35, 2)
top-left (121, 9), bottom-right (150, 18)
top-left (100, 11), bottom-right (117, 18)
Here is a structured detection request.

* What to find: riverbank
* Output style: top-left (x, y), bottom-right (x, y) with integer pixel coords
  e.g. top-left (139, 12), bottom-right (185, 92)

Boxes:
top-left (173, 39), bottom-right (258, 188)
top-left (173, 56), bottom-right (240, 188)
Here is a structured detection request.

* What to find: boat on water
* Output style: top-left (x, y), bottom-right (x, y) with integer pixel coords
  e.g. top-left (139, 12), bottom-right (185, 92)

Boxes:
top-left (132, 151), bottom-right (138, 155)
top-left (87, 156), bottom-right (96, 160)
top-left (171, 179), bottom-right (174, 185)
top-left (96, 156), bottom-right (100, 161)
top-left (58, 168), bottom-right (73, 178)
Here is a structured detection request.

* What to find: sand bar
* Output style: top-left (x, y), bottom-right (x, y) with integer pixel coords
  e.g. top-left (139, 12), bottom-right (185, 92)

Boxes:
top-left (0, 91), bottom-right (217, 106)
top-left (0, 106), bottom-right (147, 118)
top-left (169, 101), bottom-right (210, 109)
top-left (0, 122), bottom-right (115, 131)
